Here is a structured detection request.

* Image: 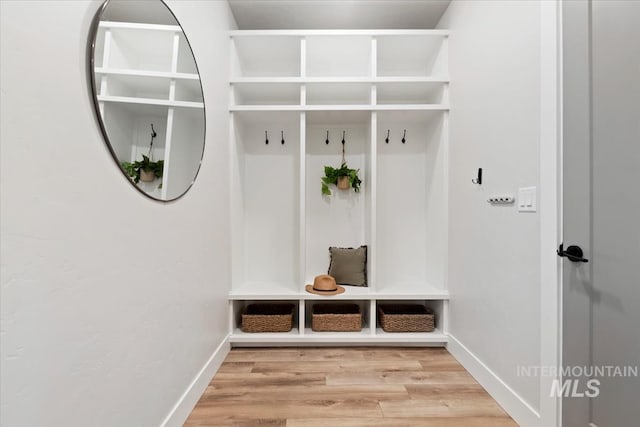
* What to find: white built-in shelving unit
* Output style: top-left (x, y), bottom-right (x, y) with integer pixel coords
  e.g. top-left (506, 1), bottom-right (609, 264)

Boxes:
top-left (228, 30), bottom-right (449, 345)
top-left (94, 21), bottom-right (204, 199)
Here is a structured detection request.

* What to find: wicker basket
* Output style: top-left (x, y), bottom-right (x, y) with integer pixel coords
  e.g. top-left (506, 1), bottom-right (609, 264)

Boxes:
top-left (312, 303), bottom-right (362, 332)
top-left (242, 303), bottom-right (294, 333)
top-left (378, 304), bottom-right (435, 332)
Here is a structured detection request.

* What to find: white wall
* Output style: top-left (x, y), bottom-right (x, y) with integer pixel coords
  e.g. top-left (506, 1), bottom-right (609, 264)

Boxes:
top-left (438, 1), bottom-right (542, 424)
top-left (0, 1), bottom-right (236, 426)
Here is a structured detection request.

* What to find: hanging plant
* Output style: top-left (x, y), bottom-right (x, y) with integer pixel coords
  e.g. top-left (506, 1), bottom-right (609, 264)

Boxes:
top-left (321, 162), bottom-right (362, 195)
top-left (121, 155), bottom-right (164, 185)
top-left (121, 123), bottom-right (163, 189)
top-left (321, 131), bottom-right (362, 195)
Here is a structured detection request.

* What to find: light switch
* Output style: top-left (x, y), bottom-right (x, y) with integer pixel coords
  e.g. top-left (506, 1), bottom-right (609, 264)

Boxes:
top-left (518, 187), bottom-right (537, 212)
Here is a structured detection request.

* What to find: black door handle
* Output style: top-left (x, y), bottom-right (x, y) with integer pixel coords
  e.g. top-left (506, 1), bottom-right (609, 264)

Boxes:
top-left (557, 243), bottom-right (589, 263)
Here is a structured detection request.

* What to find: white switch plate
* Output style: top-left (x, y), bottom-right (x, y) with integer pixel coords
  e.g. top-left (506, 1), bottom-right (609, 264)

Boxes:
top-left (518, 186), bottom-right (537, 212)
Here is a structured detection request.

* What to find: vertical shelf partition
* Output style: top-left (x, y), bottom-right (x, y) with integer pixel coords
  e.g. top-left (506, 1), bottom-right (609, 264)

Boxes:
top-left (228, 30), bottom-right (450, 345)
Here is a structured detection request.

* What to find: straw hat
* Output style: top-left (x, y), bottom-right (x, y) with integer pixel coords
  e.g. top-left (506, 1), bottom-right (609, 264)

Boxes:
top-left (305, 275), bottom-right (345, 296)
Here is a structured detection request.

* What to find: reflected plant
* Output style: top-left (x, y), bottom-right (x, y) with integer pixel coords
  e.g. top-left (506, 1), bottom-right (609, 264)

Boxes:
top-left (121, 155), bottom-right (164, 188)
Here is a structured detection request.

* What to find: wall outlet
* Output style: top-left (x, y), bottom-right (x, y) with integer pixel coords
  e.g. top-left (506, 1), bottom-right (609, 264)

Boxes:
top-left (487, 195), bottom-right (515, 205)
top-left (518, 187), bottom-right (537, 212)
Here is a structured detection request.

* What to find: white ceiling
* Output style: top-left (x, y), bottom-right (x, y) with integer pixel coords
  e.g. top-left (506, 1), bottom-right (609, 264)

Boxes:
top-left (228, 0), bottom-right (452, 30)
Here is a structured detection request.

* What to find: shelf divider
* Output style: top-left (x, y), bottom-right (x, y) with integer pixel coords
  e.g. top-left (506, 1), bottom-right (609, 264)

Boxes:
top-left (369, 111), bottom-right (377, 291)
top-left (299, 299), bottom-right (305, 336)
top-left (160, 108), bottom-right (174, 200)
top-left (300, 38), bottom-right (306, 78)
top-left (299, 112), bottom-right (306, 291)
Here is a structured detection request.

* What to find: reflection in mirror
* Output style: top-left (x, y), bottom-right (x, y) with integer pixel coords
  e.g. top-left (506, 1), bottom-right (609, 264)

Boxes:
top-left (90, 0), bottom-right (205, 201)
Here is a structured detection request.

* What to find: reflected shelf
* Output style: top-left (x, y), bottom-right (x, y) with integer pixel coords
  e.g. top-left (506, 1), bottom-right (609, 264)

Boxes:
top-left (98, 95), bottom-right (204, 109)
top-left (96, 67), bottom-right (200, 80)
top-left (99, 20), bottom-right (181, 32)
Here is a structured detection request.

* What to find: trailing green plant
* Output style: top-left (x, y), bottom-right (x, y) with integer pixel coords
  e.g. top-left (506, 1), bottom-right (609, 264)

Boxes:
top-left (321, 162), bottom-right (362, 195)
top-left (121, 155), bottom-right (164, 188)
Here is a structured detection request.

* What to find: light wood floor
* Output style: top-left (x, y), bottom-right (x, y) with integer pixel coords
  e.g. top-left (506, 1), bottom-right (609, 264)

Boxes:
top-left (184, 347), bottom-right (518, 427)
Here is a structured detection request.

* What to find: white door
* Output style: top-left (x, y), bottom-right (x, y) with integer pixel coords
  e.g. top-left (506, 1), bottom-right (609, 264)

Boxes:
top-left (561, 1), bottom-right (640, 426)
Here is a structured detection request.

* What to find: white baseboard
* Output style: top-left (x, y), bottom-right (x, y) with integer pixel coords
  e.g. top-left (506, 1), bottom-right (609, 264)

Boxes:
top-left (447, 334), bottom-right (540, 427)
top-left (160, 334), bottom-right (231, 427)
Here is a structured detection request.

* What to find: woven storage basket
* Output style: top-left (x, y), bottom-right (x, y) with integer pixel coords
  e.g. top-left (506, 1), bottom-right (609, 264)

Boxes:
top-left (242, 303), bottom-right (294, 333)
top-left (378, 304), bottom-right (435, 332)
top-left (312, 303), bottom-right (362, 332)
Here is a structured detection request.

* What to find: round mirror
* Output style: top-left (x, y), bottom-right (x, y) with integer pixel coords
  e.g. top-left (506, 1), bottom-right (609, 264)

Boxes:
top-left (89, 0), bottom-right (205, 201)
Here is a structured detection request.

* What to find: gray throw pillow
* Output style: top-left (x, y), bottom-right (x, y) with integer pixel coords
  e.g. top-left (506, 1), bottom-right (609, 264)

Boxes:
top-left (328, 246), bottom-right (367, 287)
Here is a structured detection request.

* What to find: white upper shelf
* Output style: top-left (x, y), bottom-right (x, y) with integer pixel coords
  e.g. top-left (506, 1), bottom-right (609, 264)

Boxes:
top-left (231, 77), bottom-right (449, 83)
top-left (229, 30), bottom-right (450, 37)
top-left (229, 105), bottom-right (449, 112)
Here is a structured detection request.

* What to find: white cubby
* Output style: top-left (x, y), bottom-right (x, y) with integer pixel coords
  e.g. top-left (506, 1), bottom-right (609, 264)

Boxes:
top-left (231, 36), bottom-right (301, 78)
top-left (164, 108), bottom-right (205, 200)
top-left (101, 23), bottom-right (177, 72)
top-left (305, 111), bottom-right (372, 286)
top-left (232, 83), bottom-right (300, 106)
top-left (94, 28), bottom-right (106, 68)
top-left (228, 31), bottom-right (450, 346)
top-left (306, 36), bottom-right (372, 78)
top-left (306, 83), bottom-right (372, 105)
top-left (376, 111), bottom-right (447, 294)
top-left (174, 79), bottom-right (204, 103)
top-left (101, 73), bottom-right (171, 100)
top-left (230, 111), bottom-right (302, 295)
top-left (304, 300), bottom-right (370, 328)
top-left (376, 34), bottom-right (448, 77)
top-left (377, 82), bottom-right (447, 105)
top-left (176, 33), bottom-right (198, 74)
top-left (375, 299), bottom-right (447, 333)
top-left (231, 300), bottom-right (300, 331)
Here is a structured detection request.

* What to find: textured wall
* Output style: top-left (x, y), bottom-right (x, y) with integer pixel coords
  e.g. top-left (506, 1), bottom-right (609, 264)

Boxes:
top-left (438, 0), bottom-right (542, 412)
top-left (0, 1), bottom-right (236, 426)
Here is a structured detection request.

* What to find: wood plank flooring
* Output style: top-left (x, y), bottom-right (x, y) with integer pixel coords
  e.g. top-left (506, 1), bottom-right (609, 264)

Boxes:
top-left (183, 347), bottom-right (518, 427)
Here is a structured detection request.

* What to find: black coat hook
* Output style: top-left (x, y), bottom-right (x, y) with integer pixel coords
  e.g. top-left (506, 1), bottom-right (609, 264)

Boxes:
top-left (342, 130), bottom-right (346, 145)
top-left (325, 130), bottom-right (330, 145)
top-left (281, 130), bottom-right (285, 145)
top-left (402, 129), bottom-right (406, 144)
top-left (472, 168), bottom-right (483, 185)
top-left (385, 129), bottom-right (390, 144)
top-left (265, 130), bottom-right (269, 145)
